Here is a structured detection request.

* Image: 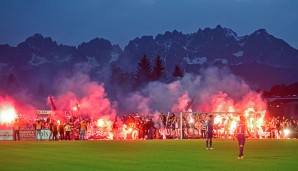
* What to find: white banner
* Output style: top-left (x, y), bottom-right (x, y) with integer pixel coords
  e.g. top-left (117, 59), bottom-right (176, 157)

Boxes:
top-left (38, 129), bottom-right (50, 140)
top-left (0, 130), bottom-right (13, 140)
top-left (36, 110), bottom-right (52, 115)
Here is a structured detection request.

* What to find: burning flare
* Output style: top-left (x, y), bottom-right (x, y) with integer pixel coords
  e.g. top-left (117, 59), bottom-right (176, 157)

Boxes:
top-left (0, 105), bottom-right (17, 123)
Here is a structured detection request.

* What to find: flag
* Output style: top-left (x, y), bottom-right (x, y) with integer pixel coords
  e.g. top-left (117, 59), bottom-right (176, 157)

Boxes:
top-left (75, 102), bottom-right (80, 111)
top-left (49, 96), bottom-right (56, 111)
top-left (186, 96), bottom-right (195, 112)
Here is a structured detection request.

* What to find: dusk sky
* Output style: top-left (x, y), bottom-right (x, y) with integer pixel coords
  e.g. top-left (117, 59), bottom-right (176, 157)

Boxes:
top-left (1, 0), bottom-right (298, 49)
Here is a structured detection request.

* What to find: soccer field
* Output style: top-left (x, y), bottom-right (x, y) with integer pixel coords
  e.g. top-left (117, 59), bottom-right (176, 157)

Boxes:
top-left (0, 139), bottom-right (297, 171)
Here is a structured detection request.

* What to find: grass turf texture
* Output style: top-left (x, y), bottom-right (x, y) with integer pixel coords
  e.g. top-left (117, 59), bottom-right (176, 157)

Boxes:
top-left (0, 139), bottom-right (297, 171)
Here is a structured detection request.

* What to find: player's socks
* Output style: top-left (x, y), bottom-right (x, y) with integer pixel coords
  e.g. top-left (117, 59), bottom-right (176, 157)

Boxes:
top-left (240, 147), bottom-right (243, 156)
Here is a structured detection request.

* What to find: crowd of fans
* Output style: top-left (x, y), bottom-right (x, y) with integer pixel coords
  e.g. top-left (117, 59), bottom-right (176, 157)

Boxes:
top-left (117, 112), bottom-right (298, 140)
top-left (3, 111), bottom-right (298, 141)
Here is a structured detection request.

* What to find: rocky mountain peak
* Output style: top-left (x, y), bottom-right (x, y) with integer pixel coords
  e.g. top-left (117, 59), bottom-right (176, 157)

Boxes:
top-left (17, 33), bottom-right (58, 51)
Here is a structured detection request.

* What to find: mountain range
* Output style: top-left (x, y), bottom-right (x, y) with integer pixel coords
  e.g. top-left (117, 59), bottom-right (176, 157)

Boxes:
top-left (117, 25), bottom-right (298, 89)
top-left (0, 25), bottom-right (298, 107)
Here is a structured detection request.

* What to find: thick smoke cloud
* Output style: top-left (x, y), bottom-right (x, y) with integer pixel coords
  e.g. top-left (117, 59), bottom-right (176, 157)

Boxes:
top-left (51, 64), bottom-right (116, 120)
top-left (0, 64), bottom-right (268, 125)
top-left (118, 67), bottom-right (267, 115)
top-left (38, 65), bottom-right (267, 121)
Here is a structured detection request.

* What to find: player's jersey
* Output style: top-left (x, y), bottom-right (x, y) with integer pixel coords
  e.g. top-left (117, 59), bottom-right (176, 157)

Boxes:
top-left (206, 120), bottom-right (213, 133)
top-left (236, 122), bottom-right (246, 135)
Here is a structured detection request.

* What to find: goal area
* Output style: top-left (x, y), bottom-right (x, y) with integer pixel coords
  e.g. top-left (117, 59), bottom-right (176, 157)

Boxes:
top-left (178, 111), bottom-right (246, 139)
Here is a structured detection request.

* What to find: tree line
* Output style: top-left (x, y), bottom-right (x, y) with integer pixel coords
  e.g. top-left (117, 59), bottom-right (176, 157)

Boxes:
top-left (110, 54), bottom-right (183, 90)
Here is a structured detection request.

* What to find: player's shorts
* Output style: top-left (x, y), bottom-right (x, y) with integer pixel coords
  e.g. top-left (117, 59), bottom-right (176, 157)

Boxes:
top-left (237, 134), bottom-right (245, 146)
top-left (206, 132), bottom-right (213, 138)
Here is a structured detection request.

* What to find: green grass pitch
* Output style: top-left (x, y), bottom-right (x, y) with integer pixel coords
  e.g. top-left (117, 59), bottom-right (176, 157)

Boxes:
top-left (0, 139), bottom-right (297, 171)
